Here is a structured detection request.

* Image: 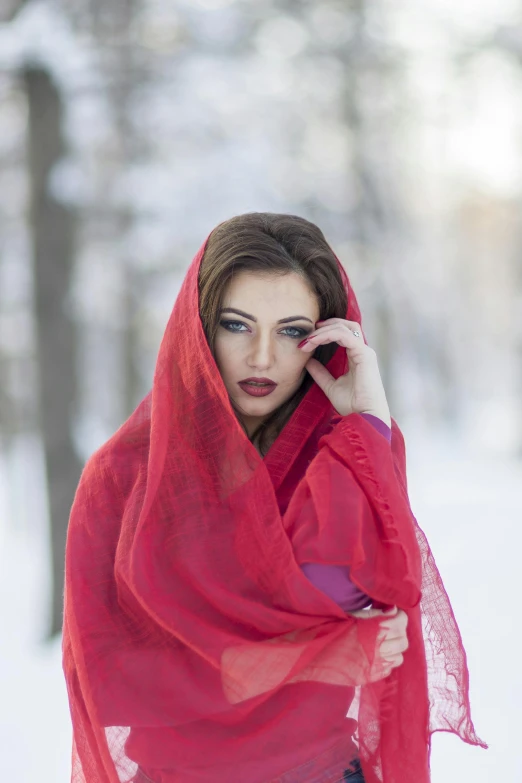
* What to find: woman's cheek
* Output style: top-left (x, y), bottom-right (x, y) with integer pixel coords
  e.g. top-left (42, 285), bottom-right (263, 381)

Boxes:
top-left (291, 347), bottom-right (310, 372)
top-left (214, 336), bottom-right (240, 374)
top-left (284, 358), bottom-right (308, 389)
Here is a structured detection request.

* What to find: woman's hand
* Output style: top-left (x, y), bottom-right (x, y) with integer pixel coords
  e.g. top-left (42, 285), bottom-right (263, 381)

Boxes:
top-left (299, 318), bottom-right (391, 427)
top-left (221, 605), bottom-right (409, 700)
top-left (349, 605), bottom-right (409, 683)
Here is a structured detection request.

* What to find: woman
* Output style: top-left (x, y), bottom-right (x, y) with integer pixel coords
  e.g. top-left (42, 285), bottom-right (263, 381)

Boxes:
top-left (62, 213), bottom-right (486, 783)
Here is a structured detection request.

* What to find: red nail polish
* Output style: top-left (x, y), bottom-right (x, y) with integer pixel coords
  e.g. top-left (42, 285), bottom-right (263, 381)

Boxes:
top-left (297, 338), bottom-right (310, 349)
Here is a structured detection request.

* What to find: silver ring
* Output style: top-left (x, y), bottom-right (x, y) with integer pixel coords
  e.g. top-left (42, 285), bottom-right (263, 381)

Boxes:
top-left (352, 330), bottom-right (361, 338)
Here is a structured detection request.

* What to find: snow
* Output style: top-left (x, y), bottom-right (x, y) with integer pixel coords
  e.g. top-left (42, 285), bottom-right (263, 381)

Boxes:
top-left (1, 425), bottom-right (520, 782)
top-left (0, 434), bottom-right (71, 782)
top-left (405, 426), bottom-right (522, 782)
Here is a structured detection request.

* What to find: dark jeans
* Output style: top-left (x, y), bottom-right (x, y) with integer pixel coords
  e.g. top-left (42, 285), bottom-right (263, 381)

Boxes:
top-left (134, 759), bottom-right (366, 782)
top-left (342, 757), bottom-right (365, 781)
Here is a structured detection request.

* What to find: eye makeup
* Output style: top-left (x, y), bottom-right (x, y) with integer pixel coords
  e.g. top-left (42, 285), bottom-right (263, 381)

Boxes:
top-left (219, 320), bottom-right (311, 339)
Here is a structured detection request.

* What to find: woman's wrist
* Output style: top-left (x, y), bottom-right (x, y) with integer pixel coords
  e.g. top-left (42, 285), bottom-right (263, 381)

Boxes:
top-left (359, 412), bottom-right (392, 441)
top-left (360, 411), bottom-right (391, 429)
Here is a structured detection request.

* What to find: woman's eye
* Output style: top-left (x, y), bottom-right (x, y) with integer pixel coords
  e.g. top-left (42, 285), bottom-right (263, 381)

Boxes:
top-left (219, 321), bottom-right (308, 339)
top-left (220, 320), bottom-right (248, 332)
top-left (281, 327), bottom-right (308, 339)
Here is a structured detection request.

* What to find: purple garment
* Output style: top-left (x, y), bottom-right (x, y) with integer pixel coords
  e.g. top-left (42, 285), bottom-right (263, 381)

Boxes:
top-left (300, 562), bottom-right (373, 611)
top-left (300, 413), bottom-right (391, 612)
top-left (359, 412), bottom-right (392, 442)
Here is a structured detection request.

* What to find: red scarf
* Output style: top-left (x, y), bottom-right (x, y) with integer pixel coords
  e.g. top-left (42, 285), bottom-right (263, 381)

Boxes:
top-left (62, 233), bottom-right (486, 783)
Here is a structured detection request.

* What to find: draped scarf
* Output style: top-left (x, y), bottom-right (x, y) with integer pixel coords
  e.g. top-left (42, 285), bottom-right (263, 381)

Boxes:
top-left (62, 230), bottom-right (486, 783)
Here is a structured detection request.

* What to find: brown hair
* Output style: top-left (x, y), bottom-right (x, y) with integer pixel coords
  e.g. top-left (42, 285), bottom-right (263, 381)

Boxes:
top-left (198, 212), bottom-right (348, 456)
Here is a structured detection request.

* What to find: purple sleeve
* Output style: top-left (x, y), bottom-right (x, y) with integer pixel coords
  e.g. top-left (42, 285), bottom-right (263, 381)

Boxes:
top-left (300, 563), bottom-right (372, 612)
top-left (359, 412), bottom-right (391, 442)
top-left (299, 413), bottom-right (390, 611)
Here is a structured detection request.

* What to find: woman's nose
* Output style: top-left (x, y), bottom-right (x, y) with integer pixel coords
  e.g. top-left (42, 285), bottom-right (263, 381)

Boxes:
top-left (247, 334), bottom-right (275, 370)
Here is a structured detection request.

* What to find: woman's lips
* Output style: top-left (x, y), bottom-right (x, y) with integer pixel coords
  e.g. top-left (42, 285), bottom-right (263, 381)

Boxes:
top-left (237, 380), bottom-right (277, 398)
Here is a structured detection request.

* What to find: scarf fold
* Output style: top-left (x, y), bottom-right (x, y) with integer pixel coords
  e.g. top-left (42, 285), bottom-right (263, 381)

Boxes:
top-left (62, 231), bottom-right (486, 783)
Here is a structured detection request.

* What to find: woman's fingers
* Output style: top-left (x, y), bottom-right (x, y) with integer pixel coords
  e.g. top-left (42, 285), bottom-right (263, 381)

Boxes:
top-left (368, 657), bottom-right (396, 683)
top-left (303, 357), bottom-right (336, 396)
top-left (300, 324), bottom-right (366, 352)
top-left (379, 609), bottom-right (408, 638)
top-left (377, 609), bottom-right (409, 668)
top-left (302, 318), bottom-right (390, 421)
top-left (380, 636), bottom-right (409, 657)
top-left (316, 318), bottom-right (363, 333)
top-left (346, 608), bottom-right (387, 620)
top-left (368, 665), bottom-right (394, 683)
top-left (348, 606), bottom-right (408, 683)
top-left (384, 654), bottom-right (404, 669)
top-left (349, 605), bottom-right (408, 682)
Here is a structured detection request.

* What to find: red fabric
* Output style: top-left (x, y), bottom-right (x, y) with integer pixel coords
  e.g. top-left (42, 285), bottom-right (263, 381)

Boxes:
top-left (62, 233), bottom-right (486, 783)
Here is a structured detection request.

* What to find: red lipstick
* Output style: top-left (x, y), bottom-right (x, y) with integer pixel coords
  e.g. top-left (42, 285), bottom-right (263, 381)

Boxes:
top-left (238, 377), bottom-right (278, 398)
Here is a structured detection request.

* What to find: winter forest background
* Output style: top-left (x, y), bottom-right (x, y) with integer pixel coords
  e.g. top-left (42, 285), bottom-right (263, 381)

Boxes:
top-left (0, 0), bottom-right (521, 781)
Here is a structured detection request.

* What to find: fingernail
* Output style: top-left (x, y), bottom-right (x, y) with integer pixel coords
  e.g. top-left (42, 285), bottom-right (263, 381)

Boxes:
top-left (297, 338), bottom-right (310, 349)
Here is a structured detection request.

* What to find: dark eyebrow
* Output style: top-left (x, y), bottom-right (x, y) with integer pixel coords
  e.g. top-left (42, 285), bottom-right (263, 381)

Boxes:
top-left (220, 307), bottom-right (314, 325)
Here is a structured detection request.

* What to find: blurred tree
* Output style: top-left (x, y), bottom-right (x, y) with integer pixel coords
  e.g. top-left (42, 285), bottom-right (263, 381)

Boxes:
top-left (0, 0), bottom-right (28, 23)
top-left (338, 0), bottom-right (399, 399)
top-left (336, 0), bottom-right (460, 425)
top-left (106, 0), bottom-right (146, 418)
top-left (297, 0), bottom-right (415, 415)
top-left (23, 66), bottom-right (83, 638)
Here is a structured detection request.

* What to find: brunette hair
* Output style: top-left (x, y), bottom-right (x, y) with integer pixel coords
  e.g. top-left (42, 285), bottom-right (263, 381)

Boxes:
top-left (198, 212), bottom-right (348, 455)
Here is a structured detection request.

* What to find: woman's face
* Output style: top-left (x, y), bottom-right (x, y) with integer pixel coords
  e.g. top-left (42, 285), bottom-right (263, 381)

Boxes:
top-left (214, 270), bottom-right (320, 437)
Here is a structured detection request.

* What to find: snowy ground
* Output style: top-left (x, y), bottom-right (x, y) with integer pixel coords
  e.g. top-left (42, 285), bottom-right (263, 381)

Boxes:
top-left (1, 427), bottom-right (520, 783)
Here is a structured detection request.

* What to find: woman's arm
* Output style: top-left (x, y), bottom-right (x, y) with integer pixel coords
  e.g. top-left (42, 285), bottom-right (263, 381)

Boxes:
top-left (298, 413), bottom-right (391, 612)
top-left (358, 412), bottom-right (392, 442)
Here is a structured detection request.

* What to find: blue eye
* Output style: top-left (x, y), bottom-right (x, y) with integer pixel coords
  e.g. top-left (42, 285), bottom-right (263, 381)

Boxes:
top-left (220, 320), bottom-right (248, 332)
top-left (281, 327), bottom-right (308, 339)
top-left (219, 321), bottom-right (309, 339)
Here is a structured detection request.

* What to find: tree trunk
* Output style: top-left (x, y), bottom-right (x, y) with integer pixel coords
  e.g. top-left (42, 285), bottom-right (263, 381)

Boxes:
top-left (23, 66), bottom-right (83, 638)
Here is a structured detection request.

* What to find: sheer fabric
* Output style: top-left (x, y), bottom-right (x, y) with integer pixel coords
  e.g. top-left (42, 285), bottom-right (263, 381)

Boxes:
top-left (298, 413), bottom-right (390, 612)
top-left (62, 231), bottom-right (486, 783)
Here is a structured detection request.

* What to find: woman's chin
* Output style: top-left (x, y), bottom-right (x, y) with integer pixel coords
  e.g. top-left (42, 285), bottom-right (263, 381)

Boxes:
top-left (230, 384), bottom-right (299, 421)
top-left (239, 399), bottom-right (278, 418)
top-left (231, 391), bottom-right (282, 421)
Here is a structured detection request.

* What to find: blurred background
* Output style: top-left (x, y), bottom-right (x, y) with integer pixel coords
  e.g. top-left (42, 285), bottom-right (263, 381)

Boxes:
top-left (0, 0), bottom-right (520, 781)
